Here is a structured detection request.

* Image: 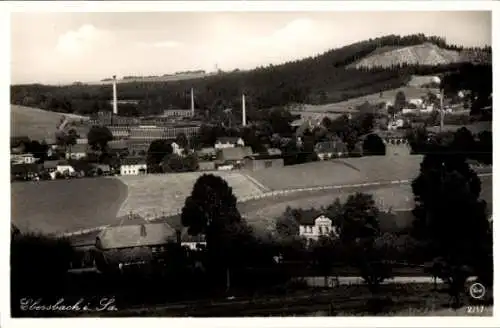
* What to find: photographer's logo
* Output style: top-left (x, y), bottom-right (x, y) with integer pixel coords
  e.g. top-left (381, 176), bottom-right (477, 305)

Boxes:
top-left (469, 282), bottom-right (486, 299)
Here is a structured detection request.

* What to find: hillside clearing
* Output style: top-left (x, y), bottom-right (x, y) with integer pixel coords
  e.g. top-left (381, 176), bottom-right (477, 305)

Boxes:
top-left (10, 105), bottom-right (89, 140)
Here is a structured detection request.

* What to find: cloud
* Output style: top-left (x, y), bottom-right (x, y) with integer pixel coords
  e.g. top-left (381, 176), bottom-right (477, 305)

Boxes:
top-left (136, 40), bottom-right (181, 48)
top-left (55, 24), bottom-right (111, 55)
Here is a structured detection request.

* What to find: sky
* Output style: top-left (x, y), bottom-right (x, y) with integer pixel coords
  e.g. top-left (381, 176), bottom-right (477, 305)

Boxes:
top-left (10, 11), bottom-right (492, 85)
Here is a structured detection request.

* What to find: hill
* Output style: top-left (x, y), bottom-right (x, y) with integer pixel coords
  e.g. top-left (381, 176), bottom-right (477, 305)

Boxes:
top-left (10, 105), bottom-right (89, 140)
top-left (349, 43), bottom-right (463, 69)
top-left (10, 34), bottom-right (491, 118)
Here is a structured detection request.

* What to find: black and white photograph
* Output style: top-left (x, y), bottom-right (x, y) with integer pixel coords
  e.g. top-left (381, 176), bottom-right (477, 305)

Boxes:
top-left (3, 0), bottom-right (497, 325)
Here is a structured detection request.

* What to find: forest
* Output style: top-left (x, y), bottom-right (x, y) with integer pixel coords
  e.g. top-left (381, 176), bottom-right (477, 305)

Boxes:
top-left (11, 34), bottom-right (492, 119)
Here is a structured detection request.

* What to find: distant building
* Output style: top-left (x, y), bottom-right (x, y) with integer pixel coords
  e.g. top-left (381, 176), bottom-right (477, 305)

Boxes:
top-left (120, 157), bottom-right (147, 175)
top-left (162, 109), bottom-right (194, 118)
top-left (216, 146), bottom-right (253, 169)
top-left (11, 163), bottom-right (41, 180)
top-left (76, 138), bottom-right (88, 145)
top-left (197, 147), bottom-right (216, 160)
top-left (387, 118), bottom-right (404, 130)
top-left (214, 137), bottom-right (245, 149)
top-left (198, 161), bottom-right (216, 171)
top-left (66, 144), bottom-right (88, 160)
top-left (408, 98), bottom-right (424, 108)
top-left (56, 163), bottom-right (75, 175)
top-left (242, 154), bottom-right (284, 171)
top-left (11, 153), bottom-right (37, 165)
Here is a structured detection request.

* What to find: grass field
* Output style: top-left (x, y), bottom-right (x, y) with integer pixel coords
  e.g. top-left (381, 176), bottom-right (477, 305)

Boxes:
top-left (116, 172), bottom-right (266, 219)
top-left (10, 105), bottom-right (89, 140)
top-left (248, 155), bottom-right (423, 191)
top-left (11, 178), bottom-right (127, 235)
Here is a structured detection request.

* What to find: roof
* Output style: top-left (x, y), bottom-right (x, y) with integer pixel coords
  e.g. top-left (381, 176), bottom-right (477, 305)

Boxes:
top-left (315, 140), bottom-right (348, 153)
top-left (67, 144), bottom-right (88, 153)
top-left (197, 147), bottom-right (216, 155)
top-left (296, 208), bottom-right (326, 226)
top-left (11, 163), bottom-right (41, 174)
top-left (216, 137), bottom-right (241, 144)
top-left (108, 140), bottom-right (128, 150)
top-left (96, 221), bottom-right (177, 250)
top-left (217, 146), bottom-right (253, 162)
top-left (121, 157), bottom-right (147, 166)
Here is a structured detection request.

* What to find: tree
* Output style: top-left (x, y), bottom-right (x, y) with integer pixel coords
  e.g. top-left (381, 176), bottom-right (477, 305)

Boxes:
top-left (362, 134), bottom-right (386, 156)
top-left (405, 126), bottom-right (429, 154)
top-left (181, 174), bottom-right (251, 290)
top-left (147, 139), bottom-right (173, 171)
top-left (339, 193), bottom-right (392, 294)
top-left (475, 130), bottom-right (492, 165)
top-left (87, 126), bottom-right (113, 151)
top-left (275, 207), bottom-right (300, 237)
top-left (175, 132), bottom-right (189, 150)
top-left (311, 236), bottom-right (339, 287)
top-left (393, 90), bottom-right (407, 113)
top-left (411, 150), bottom-right (491, 306)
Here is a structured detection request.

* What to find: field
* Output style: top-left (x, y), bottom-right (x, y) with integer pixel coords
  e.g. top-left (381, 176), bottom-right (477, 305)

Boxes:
top-left (116, 172), bottom-right (267, 219)
top-left (10, 105), bottom-right (89, 140)
top-left (300, 86), bottom-right (436, 113)
top-left (248, 155), bottom-right (424, 191)
top-left (11, 178), bottom-right (127, 235)
top-left (241, 174), bottom-right (492, 233)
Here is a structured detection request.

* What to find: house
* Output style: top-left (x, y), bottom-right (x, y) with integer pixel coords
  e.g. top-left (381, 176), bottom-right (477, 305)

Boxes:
top-left (214, 137), bottom-right (245, 149)
top-left (94, 217), bottom-right (205, 273)
top-left (120, 157), bottom-right (147, 175)
top-left (90, 163), bottom-right (112, 176)
top-left (408, 98), bottom-right (424, 108)
top-left (66, 144), bottom-right (88, 160)
top-left (401, 108), bottom-right (415, 114)
top-left (216, 146), bottom-right (253, 170)
top-left (197, 147), bottom-right (216, 160)
top-left (387, 118), bottom-right (404, 130)
top-left (56, 163), bottom-right (76, 176)
top-left (11, 163), bottom-right (41, 180)
top-left (11, 153), bottom-right (37, 165)
top-left (314, 140), bottom-right (348, 160)
top-left (242, 154), bottom-right (284, 171)
top-left (198, 161), bottom-right (216, 171)
top-left (298, 212), bottom-right (340, 244)
top-left (76, 138), bottom-right (88, 145)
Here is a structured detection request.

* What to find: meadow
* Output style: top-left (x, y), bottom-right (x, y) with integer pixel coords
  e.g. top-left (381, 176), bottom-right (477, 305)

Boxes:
top-left (11, 178), bottom-right (127, 235)
top-left (10, 105), bottom-right (88, 140)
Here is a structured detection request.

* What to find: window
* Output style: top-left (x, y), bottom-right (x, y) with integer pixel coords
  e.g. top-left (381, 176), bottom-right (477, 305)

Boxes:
top-left (318, 226), bottom-right (323, 234)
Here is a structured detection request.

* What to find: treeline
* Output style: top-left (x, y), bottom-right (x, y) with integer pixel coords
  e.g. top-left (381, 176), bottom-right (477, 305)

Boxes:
top-left (11, 34), bottom-right (491, 117)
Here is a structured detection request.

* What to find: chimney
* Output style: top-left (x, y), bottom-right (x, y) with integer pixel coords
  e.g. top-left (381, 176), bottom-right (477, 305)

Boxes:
top-left (242, 93), bottom-right (246, 127)
top-left (190, 88), bottom-right (194, 116)
top-left (112, 75), bottom-right (118, 115)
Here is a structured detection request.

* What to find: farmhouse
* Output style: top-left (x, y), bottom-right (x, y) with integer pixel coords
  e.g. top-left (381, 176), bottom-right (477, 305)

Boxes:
top-left (120, 157), bottom-right (147, 175)
top-left (94, 217), bottom-right (206, 273)
top-left (216, 146), bottom-right (253, 170)
top-left (214, 137), bottom-right (245, 149)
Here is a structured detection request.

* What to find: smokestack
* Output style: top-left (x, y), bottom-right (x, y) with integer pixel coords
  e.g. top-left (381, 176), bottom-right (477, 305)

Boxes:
top-left (242, 93), bottom-right (246, 127)
top-left (190, 88), bottom-right (194, 116)
top-left (112, 75), bottom-right (118, 115)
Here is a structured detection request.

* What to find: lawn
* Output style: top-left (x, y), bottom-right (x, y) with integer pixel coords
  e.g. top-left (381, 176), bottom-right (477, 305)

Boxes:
top-left (116, 172), bottom-right (266, 219)
top-left (10, 105), bottom-right (89, 140)
top-left (11, 177), bottom-right (128, 235)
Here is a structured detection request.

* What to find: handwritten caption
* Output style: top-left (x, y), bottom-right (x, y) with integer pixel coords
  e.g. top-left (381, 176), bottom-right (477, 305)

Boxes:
top-left (20, 297), bottom-right (118, 312)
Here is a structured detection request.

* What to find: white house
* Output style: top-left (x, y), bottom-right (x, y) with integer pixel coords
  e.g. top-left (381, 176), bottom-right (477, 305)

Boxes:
top-left (388, 118), bottom-right (404, 130)
top-left (171, 142), bottom-right (183, 156)
top-left (66, 144), bottom-right (88, 160)
top-left (120, 157), bottom-right (147, 175)
top-left (299, 215), bottom-right (339, 242)
top-left (11, 153), bottom-right (37, 165)
top-left (214, 137), bottom-right (245, 149)
top-left (408, 98), bottom-right (424, 108)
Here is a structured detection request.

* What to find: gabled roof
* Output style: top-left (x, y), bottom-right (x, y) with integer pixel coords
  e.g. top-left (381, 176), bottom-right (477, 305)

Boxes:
top-left (96, 221), bottom-right (177, 250)
top-left (68, 144), bottom-right (88, 153)
top-left (121, 157), bottom-right (147, 166)
top-left (296, 208), bottom-right (326, 225)
top-left (217, 146), bottom-right (253, 162)
top-left (216, 137), bottom-right (241, 144)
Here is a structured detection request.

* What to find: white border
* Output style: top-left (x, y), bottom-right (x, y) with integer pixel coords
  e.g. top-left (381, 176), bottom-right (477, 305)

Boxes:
top-left (1, 1), bottom-right (499, 328)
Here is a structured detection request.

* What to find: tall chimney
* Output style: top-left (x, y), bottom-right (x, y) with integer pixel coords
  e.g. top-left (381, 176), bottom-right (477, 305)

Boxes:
top-left (112, 75), bottom-right (118, 115)
top-left (242, 93), bottom-right (246, 127)
top-left (190, 88), bottom-right (195, 116)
